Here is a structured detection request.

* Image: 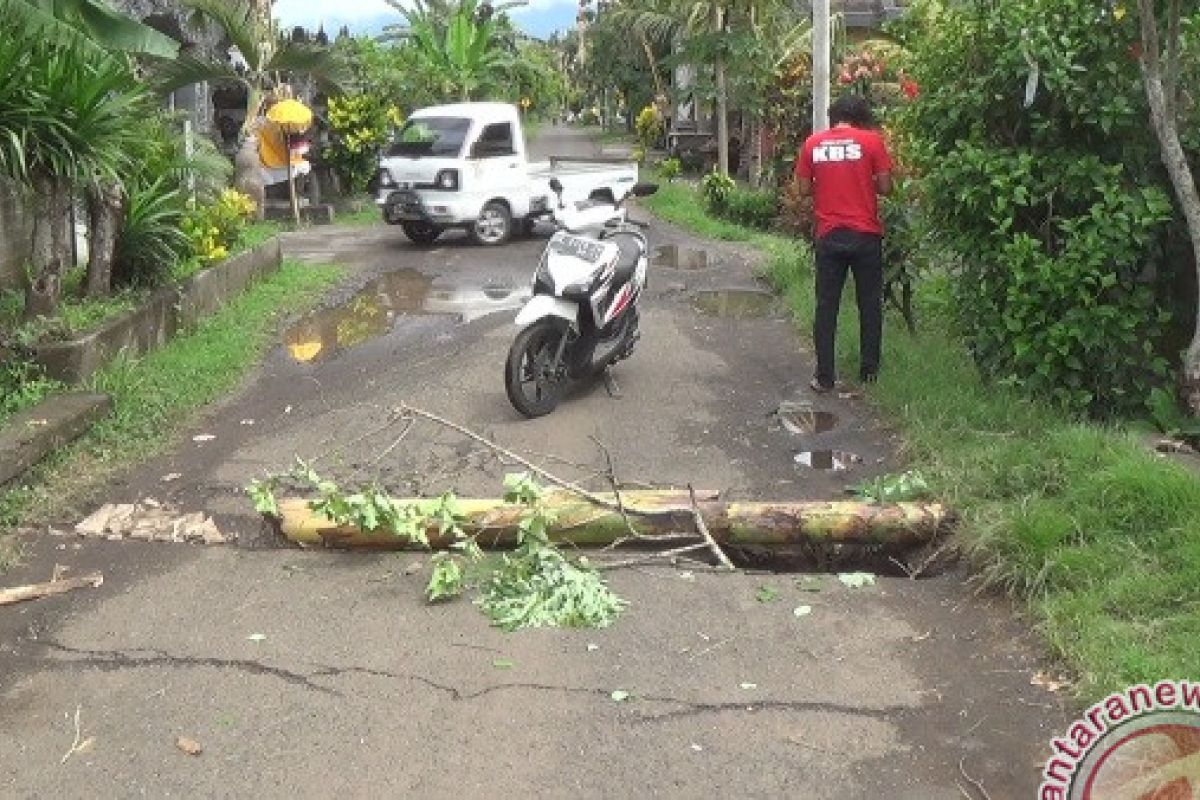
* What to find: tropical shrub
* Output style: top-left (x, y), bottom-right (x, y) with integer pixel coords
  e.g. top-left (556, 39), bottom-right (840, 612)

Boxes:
top-left (721, 187), bottom-right (777, 230)
top-left (896, 0), bottom-right (1198, 416)
top-left (656, 157), bottom-right (682, 181)
top-left (700, 170), bottom-right (735, 213)
top-left (182, 189), bottom-right (257, 263)
top-left (324, 93), bottom-right (401, 193)
top-left (634, 104), bottom-right (663, 150)
top-left (113, 179), bottom-right (191, 288)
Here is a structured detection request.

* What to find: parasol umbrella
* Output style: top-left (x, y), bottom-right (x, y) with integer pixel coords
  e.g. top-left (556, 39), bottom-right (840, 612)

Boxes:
top-left (265, 98), bottom-right (313, 225)
top-left (266, 98), bottom-right (313, 133)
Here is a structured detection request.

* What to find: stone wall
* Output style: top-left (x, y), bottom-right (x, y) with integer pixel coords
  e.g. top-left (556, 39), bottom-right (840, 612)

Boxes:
top-left (0, 179), bottom-right (33, 292)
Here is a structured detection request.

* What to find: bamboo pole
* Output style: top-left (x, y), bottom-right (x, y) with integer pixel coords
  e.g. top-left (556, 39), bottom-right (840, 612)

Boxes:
top-left (271, 491), bottom-right (949, 551)
top-left (0, 573), bottom-right (104, 606)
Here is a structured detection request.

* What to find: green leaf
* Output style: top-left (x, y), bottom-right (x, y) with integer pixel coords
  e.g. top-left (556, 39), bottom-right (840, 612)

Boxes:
top-left (610, 689), bottom-right (631, 702)
top-left (755, 584), bottom-right (780, 603)
top-left (492, 658), bottom-right (514, 669)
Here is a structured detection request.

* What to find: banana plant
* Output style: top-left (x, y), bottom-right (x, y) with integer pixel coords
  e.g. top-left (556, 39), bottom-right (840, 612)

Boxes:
top-left (386, 0), bottom-right (527, 101)
top-left (2, 0), bottom-right (181, 57)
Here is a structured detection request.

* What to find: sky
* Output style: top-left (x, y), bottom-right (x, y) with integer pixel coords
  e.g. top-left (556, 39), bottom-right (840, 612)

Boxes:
top-left (272, 0), bottom-right (577, 39)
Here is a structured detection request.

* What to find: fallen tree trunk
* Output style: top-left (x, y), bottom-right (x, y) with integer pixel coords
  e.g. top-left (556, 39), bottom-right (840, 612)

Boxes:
top-left (272, 490), bottom-right (949, 551)
top-left (0, 572), bottom-right (104, 607)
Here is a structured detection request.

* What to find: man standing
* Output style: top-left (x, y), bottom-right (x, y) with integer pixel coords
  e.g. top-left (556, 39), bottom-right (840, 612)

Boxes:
top-left (796, 94), bottom-right (893, 392)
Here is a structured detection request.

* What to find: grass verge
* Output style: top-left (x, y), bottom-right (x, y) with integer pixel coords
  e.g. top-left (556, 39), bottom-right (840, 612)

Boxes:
top-left (645, 183), bottom-right (1200, 701)
top-left (0, 258), bottom-right (343, 571)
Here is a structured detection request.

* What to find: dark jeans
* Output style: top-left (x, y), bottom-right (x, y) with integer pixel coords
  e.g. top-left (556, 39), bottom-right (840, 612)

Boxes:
top-left (813, 228), bottom-right (883, 386)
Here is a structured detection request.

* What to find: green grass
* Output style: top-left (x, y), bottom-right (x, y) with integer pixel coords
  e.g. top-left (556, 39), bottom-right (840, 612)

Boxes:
top-left (647, 182), bottom-right (1200, 702)
top-left (0, 258), bottom-right (343, 570)
top-left (336, 203), bottom-right (383, 227)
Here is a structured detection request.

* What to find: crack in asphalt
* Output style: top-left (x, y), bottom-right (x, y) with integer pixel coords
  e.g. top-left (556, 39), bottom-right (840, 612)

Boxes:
top-left (29, 642), bottom-right (908, 723)
top-left (36, 642), bottom-right (340, 696)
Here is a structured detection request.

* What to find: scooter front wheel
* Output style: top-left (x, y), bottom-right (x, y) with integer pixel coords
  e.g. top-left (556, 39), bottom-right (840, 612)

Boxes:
top-left (505, 319), bottom-right (569, 418)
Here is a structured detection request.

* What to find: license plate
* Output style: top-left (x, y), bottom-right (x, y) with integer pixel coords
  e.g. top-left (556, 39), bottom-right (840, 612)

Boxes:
top-left (550, 233), bottom-right (606, 263)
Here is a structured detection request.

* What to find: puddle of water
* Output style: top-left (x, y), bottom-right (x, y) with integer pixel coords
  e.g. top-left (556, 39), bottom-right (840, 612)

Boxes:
top-left (777, 401), bottom-right (839, 435)
top-left (794, 450), bottom-right (863, 471)
top-left (283, 268), bottom-right (529, 363)
top-left (691, 289), bottom-right (777, 318)
top-left (653, 244), bottom-right (710, 270)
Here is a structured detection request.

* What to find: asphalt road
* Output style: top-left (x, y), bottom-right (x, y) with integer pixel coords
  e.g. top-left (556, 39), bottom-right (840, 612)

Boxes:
top-left (0, 127), bottom-right (1069, 798)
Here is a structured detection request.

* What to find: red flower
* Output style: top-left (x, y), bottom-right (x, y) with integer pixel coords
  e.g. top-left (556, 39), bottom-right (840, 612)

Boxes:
top-left (901, 78), bottom-right (920, 99)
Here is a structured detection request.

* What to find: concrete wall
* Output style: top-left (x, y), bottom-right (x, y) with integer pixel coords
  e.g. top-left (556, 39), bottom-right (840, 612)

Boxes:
top-left (0, 178), bottom-right (33, 292)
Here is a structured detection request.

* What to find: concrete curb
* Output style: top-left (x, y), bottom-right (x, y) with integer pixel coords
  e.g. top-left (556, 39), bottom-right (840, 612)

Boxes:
top-left (0, 393), bottom-right (112, 486)
top-left (32, 238), bottom-right (282, 384)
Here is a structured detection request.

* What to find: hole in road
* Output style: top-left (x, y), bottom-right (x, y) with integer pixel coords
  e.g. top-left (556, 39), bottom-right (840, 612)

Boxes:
top-left (283, 268), bottom-right (529, 363)
top-left (777, 401), bottom-right (839, 435)
top-left (653, 244), bottom-right (710, 270)
top-left (691, 289), bottom-right (777, 318)
top-left (794, 450), bottom-right (863, 471)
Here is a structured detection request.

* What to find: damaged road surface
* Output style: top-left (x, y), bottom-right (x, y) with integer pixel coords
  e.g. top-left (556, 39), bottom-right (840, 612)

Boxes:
top-left (0, 128), bottom-right (1069, 798)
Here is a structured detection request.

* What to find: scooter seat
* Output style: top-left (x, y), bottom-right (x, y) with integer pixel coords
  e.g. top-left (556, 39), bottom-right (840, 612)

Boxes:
top-left (607, 232), bottom-right (643, 285)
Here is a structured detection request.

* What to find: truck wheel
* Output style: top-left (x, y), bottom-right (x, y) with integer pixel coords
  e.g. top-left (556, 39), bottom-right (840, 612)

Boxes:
top-left (471, 201), bottom-right (512, 246)
top-left (401, 221), bottom-right (442, 245)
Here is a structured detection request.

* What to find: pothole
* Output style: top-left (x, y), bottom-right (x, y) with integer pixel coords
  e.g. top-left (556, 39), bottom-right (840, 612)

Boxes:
top-left (776, 401), bottom-right (839, 435)
top-left (283, 268), bottom-right (529, 363)
top-left (653, 244), bottom-right (710, 270)
top-left (691, 289), bottom-right (777, 318)
top-left (794, 450), bottom-right (863, 471)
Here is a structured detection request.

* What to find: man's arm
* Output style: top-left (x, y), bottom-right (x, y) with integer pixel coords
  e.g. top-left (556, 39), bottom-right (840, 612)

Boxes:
top-left (873, 132), bottom-right (895, 196)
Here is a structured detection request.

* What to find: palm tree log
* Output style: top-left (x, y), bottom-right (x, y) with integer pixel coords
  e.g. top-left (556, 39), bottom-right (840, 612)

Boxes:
top-left (271, 491), bottom-right (950, 550)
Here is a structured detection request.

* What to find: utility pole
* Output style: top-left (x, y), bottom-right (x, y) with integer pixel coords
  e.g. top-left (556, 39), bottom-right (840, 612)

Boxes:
top-left (812, 0), bottom-right (830, 132)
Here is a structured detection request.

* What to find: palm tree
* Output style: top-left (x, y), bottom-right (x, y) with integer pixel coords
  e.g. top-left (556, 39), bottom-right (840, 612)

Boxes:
top-left (0, 36), bottom-right (150, 315)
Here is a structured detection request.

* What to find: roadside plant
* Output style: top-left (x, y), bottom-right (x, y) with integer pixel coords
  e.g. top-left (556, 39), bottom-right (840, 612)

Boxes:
top-left (323, 94), bottom-right (400, 192)
top-left (895, 0), bottom-right (1195, 417)
top-left (700, 169), bottom-right (735, 213)
top-left (112, 179), bottom-right (191, 289)
top-left (634, 104), bottom-right (663, 150)
top-left (656, 157), bottom-right (682, 181)
top-left (182, 189), bottom-right (257, 264)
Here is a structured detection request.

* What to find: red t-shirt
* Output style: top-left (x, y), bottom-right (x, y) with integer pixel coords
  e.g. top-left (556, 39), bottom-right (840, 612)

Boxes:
top-left (796, 125), bottom-right (893, 239)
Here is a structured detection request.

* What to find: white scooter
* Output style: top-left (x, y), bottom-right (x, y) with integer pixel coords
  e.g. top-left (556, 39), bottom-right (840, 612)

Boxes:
top-left (504, 179), bottom-right (658, 418)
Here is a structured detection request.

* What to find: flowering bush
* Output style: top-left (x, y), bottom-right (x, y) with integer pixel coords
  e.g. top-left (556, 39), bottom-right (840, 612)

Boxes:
top-left (324, 94), bottom-right (402, 193)
top-left (182, 189), bottom-right (256, 263)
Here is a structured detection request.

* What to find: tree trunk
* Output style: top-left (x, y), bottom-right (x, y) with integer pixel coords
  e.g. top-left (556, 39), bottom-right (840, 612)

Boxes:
top-left (1137, 0), bottom-right (1200, 413)
top-left (84, 182), bottom-right (123, 298)
top-left (714, 4), bottom-right (730, 176)
top-left (25, 173), bottom-right (69, 320)
top-left (270, 491), bottom-right (950, 551)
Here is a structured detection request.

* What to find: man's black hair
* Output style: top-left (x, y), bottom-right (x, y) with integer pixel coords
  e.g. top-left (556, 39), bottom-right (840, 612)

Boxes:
top-left (828, 94), bottom-right (876, 128)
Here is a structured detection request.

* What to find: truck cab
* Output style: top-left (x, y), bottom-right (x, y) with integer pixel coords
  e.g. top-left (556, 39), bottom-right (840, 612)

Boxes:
top-left (375, 102), bottom-right (637, 246)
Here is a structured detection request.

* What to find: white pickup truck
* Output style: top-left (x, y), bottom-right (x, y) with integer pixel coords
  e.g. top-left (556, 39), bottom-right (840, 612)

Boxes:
top-left (374, 102), bottom-right (638, 246)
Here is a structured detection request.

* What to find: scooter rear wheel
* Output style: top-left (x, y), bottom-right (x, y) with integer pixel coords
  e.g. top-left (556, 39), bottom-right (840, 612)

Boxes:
top-left (505, 319), bottom-right (569, 418)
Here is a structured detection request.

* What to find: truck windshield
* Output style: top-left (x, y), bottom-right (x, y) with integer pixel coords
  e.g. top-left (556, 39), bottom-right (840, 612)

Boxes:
top-left (386, 117), bottom-right (471, 157)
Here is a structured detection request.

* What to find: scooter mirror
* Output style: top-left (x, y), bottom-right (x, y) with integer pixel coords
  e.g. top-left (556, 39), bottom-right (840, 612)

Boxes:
top-left (549, 178), bottom-right (564, 194)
